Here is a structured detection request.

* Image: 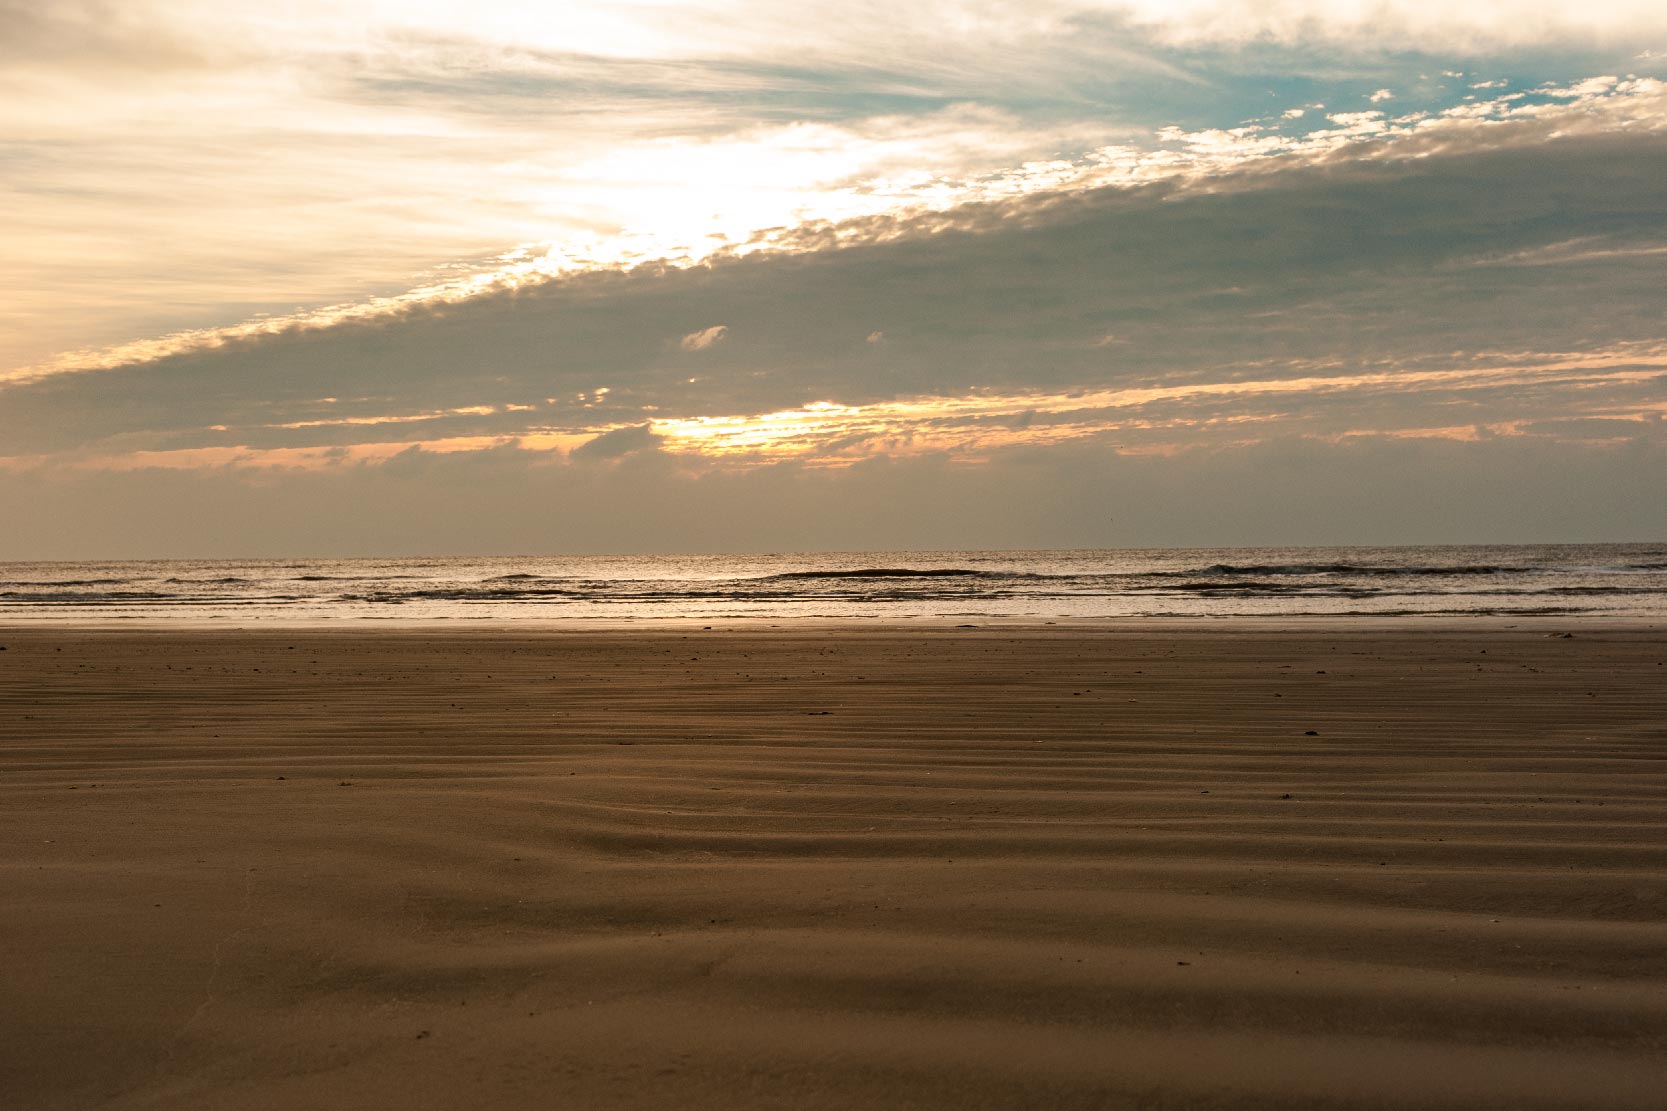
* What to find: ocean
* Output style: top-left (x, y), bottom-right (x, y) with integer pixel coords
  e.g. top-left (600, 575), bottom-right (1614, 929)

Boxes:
top-left (2, 543), bottom-right (1664, 625)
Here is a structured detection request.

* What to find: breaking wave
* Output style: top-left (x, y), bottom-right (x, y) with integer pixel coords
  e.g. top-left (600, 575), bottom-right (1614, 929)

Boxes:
top-left (2, 544), bottom-right (1663, 622)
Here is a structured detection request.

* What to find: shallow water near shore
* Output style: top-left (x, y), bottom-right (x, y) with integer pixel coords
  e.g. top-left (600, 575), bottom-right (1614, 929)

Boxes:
top-left (3, 542), bottom-right (1666, 625)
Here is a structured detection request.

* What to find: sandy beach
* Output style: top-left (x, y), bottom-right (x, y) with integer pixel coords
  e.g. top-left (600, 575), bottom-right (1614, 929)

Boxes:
top-left (2, 625), bottom-right (1665, 1110)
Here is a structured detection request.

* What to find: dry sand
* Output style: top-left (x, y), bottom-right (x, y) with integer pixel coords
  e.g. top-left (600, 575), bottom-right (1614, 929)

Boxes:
top-left (2, 626), bottom-right (1665, 1110)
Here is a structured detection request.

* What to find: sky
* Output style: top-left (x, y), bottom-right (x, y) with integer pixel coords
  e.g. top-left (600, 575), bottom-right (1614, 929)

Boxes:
top-left (3, 1), bottom-right (1666, 558)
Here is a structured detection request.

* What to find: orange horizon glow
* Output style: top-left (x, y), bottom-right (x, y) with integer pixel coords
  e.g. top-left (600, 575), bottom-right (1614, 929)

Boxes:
top-left (6, 346), bottom-right (1661, 476)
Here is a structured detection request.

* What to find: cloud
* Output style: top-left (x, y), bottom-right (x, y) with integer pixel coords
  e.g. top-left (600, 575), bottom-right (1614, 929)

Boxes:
top-left (679, 325), bottom-right (730, 352)
top-left (1109, 0), bottom-right (1667, 50)
top-left (21, 75), bottom-right (1666, 385)
top-left (570, 422), bottom-right (664, 460)
top-left (10, 0), bottom-right (1665, 381)
top-left (0, 2), bottom-right (1203, 374)
top-left (4, 103), bottom-right (1665, 478)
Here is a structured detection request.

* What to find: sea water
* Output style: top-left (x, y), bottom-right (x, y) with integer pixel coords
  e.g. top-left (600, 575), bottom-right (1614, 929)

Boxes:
top-left (2, 543), bottom-right (1664, 625)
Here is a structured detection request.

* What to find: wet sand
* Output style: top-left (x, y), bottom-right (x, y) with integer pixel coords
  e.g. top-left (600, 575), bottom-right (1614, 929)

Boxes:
top-left (2, 626), bottom-right (1665, 1109)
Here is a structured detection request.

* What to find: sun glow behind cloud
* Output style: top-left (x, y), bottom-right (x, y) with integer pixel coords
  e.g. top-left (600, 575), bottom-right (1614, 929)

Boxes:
top-left (650, 352), bottom-right (1667, 461)
top-left (10, 343), bottom-right (1661, 479)
top-left (11, 75), bottom-right (1664, 387)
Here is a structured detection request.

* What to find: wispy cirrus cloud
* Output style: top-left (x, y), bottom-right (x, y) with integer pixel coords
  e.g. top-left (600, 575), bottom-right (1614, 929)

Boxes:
top-left (1105, 0), bottom-right (1667, 49)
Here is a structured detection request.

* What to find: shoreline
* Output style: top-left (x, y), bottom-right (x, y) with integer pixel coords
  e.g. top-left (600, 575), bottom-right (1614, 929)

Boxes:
top-left (5, 543), bottom-right (1664, 635)
top-left (4, 611), bottom-right (1665, 634)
